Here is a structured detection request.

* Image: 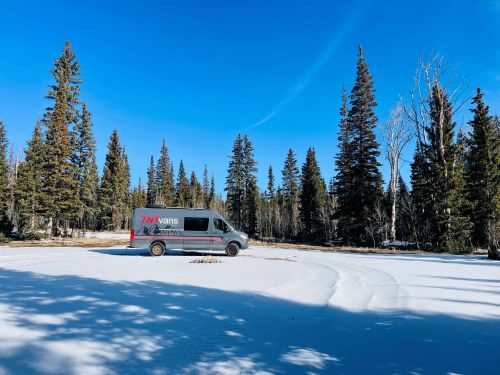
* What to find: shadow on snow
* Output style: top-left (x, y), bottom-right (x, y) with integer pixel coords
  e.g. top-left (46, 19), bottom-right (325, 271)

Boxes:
top-left (0, 266), bottom-right (498, 374)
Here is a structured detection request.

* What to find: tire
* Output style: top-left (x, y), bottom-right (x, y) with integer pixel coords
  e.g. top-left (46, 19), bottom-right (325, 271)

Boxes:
top-left (149, 241), bottom-right (166, 257)
top-left (225, 242), bottom-right (240, 257)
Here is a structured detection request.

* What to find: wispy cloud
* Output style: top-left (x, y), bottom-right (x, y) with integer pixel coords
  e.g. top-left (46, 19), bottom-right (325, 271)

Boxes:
top-left (248, 1), bottom-right (372, 129)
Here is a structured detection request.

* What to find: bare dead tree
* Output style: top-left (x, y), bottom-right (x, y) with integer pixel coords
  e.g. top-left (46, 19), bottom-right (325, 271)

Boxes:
top-left (404, 53), bottom-right (471, 153)
top-left (383, 102), bottom-right (414, 242)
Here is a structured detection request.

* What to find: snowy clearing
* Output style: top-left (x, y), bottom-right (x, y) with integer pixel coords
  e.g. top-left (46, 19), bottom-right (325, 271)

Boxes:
top-left (0, 246), bottom-right (498, 374)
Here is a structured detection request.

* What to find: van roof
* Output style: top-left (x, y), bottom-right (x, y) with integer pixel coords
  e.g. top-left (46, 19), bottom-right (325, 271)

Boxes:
top-left (144, 205), bottom-right (211, 211)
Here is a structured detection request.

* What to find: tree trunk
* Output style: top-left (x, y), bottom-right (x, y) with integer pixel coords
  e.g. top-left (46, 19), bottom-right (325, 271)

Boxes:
top-left (389, 172), bottom-right (397, 242)
top-left (488, 246), bottom-right (499, 260)
top-left (46, 217), bottom-right (53, 237)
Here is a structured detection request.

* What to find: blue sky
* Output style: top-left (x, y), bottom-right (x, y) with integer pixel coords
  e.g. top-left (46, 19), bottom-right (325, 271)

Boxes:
top-left (0, 0), bottom-right (499, 194)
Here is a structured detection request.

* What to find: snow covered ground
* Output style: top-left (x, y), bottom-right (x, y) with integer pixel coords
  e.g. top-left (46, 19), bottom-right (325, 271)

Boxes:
top-left (0, 245), bottom-right (498, 374)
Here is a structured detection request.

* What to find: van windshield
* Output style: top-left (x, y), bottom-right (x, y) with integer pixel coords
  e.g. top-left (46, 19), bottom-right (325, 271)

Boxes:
top-left (224, 220), bottom-right (235, 232)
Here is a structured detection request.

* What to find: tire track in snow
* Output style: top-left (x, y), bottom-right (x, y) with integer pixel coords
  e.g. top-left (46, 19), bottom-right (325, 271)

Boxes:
top-left (259, 249), bottom-right (408, 311)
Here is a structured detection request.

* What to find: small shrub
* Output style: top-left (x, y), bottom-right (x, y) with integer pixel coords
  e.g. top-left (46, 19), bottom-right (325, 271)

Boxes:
top-left (0, 233), bottom-right (9, 243)
top-left (20, 231), bottom-right (47, 241)
top-left (447, 240), bottom-right (473, 254)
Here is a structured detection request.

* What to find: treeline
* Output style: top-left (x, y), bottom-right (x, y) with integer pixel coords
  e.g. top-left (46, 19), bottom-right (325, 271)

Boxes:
top-left (1, 42), bottom-right (499, 258)
top-left (224, 48), bottom-right (499, 259)
top-left (2, 42), bottom-right (226, 238)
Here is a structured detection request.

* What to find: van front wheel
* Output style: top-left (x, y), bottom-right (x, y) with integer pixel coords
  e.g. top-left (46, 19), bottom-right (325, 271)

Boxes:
top-left (225, 242), bottom-right (240, 257)
top-left (149, 242), bottom-right (166, 257)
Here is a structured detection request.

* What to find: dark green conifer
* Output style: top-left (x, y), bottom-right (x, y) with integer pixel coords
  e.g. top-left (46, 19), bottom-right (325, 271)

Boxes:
top-left (146, 156), bottom-right (157, 206)
top-left (0, 121), bottom-right (9, 233)
top-left (300, 148), bottom-right (326, 241)
top-left (99, 130), bottom-right (126, 230)
top-left (156, 139), bottom-right (174, 206)
top-left (281, 148), bottom-right (300, 239)
top-left (175, 160), bottom-right (190, 207)
top-left (464, 89), bottom-right (500, 256)
top-left (42, 41), bottom-right (82, 234)
top-left (16, 123), bottom-right (46, 233)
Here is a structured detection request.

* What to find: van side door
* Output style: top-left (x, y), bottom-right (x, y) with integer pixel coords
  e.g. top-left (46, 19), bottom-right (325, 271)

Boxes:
top-left (183, 216), bottom-right (211, 250)
top-left (211, 218), bottom-right (228, 250)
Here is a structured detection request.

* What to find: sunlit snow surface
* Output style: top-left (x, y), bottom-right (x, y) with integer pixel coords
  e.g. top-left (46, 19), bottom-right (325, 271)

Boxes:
top-left (0, 246), bottom-right (498, 374)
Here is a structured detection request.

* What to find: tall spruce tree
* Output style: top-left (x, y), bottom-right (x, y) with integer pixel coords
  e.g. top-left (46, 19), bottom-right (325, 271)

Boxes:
top-left (267, 166), bottom-right (275, 198)
top-left (175, 160), bottom-right (190, 207)
top-left (146, 156), bottom-right (157, 206)
top-left (425, 83), bottom-right (471, 250)
top-left (202, 165), bottom-right (210, 209)
top-left (300, 148), bottom-right (326, 241)
top-left (118, 147), bottom-right (131, 228)
top-left (395, 177), bottom-right (412, 242)
top-left (465, 89), bottom-right (500, 257)
top-left (74, 103), bottom-right (99, 229)
top-left (334, 87), bottom-right (355, 242)
top-left (131, 178), bottom-right (147, 210)
top-left (16, 123), bottom-right (46, 234)
top-left (156, 139), bottom-right (174, 206)
top-left (226, 134), bottom-right (245, 229)
top-left (99, 130), bottom-right (127, 230)
top-left (410, 142), bottom-right (433, 247)
top-left (189, 171), bottom-right (201, 208)
top-left (42, 41), bottom-right (82, 235)
top-left (0, 121), bottom-right (10, 233)
top-left (208, 174), bottom-right (216, 210)
top-left (339, 46), bottom-right (383, 244)
top-left (6, 145), bottom-right (18, 230)
top-left (281, 148), bottom-right (300, 239)
top-left (242, 135), bottom-right (258, 236)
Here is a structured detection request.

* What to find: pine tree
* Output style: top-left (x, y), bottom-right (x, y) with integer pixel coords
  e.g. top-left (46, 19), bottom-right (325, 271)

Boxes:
top-left (334, 87), bottom-right (355, 242)
top-left (42, 41), bottom-right (82, 235)
top-left (410, 142), bottom-right (433, 247)
top-left (242, 135), bottom-right (258, 236)
top-left (189, 171), bottom-right (201, 208)
top-left (208, 175), bottom-right (215, 210)
top-left (447, 130), bottom-right (473, 252)
top-left (465, 89), bottom-right (500, 257)
top-left (118, 147), bottom-right (131, 229)
top-left (6, 145), bottom-right (18, 230)
top-left (202, 165), bottom-right (210, 209)
top-left (226, 134), bottom-right (245, 229)
top-left (156, 139), bottom-right (174, 206)
top-left (0, 121), bottom-right (11, 233)
top-left (131, 179), bottom-right (147, 210)
top-left (267, 166), bottom-right (275, 198)
top-left (99, 129), bottom-right (126, 230)
top-left (395, 177), bottom-right (412, 242)
top-left (425, 83), bottom-right (471, 250)
top-left (146, 156), bottom-right (157, 206)
top-left (16, 123), bottom-right (46, 234)
top-left (300, 148), bottom-right (326, 241)
top-left (74, 103), bottom-right (99, 229)
top-left (336, 46), bottom-right (383, 244)
top-left (281, 148), bottom-right (300, 239)
top-left (175, 160), bottom-right (190, 207)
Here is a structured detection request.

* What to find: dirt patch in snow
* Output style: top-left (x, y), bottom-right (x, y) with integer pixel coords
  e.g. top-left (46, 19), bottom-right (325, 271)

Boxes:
top-left (189, 256), bottom-right (222, 264)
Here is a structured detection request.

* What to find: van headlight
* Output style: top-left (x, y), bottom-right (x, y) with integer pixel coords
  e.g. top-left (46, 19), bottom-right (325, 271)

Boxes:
top-left (241, 234), bottom-right (248, 240)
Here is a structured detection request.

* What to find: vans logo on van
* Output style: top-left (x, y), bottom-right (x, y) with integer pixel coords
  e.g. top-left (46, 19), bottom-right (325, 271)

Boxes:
top-left (141, 216), bottom-right (179, 225)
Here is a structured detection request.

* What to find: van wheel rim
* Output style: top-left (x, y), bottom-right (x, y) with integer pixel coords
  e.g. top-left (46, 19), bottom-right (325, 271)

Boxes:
top-left (151, 245), bottom-right (163, 256)
top-left (227, 244), bottom-right (238, 256)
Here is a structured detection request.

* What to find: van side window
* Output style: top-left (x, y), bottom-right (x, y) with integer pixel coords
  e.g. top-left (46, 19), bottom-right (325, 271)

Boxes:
top-left (214, 218), bottom-right (228, 232)
top-left (184, 217), bottom-right (209, 231)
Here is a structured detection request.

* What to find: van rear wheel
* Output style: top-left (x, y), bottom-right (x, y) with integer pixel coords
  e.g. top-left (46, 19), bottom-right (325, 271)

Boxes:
top-left (150, 242), bottom-right (166, 257)
top-left (225, 242), bottom-right (240, 257)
